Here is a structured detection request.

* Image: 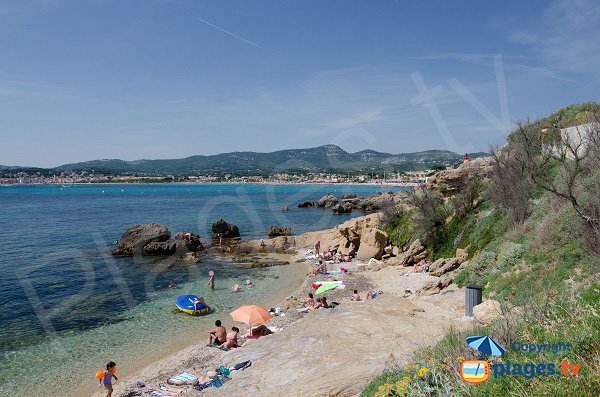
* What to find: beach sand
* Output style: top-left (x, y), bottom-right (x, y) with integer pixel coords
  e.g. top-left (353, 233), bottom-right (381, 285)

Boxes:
top-left (93, 257), bottom-right (472, 397)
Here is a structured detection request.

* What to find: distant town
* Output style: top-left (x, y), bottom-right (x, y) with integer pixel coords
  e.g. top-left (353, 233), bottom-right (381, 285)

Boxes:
top-left (0, 169), bottom-right (437, 186)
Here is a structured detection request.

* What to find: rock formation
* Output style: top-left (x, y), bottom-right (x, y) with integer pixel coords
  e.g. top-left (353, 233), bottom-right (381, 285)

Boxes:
top-left (211, 219), bottom-right (240, 238)
top-left (427, 156), bottom-right (493, 197)
top-left (317, 194), bottom-right (339, 208)
top-left (429, 257), bottom-right (460, 276)
top-left (297, 201), bottom-right (314, 208)
top-left (473, 299), bottom-right (502, 324)
top-left (356, 228), bottom-right (388, 259)
top-left (268, 225), bottom-right (292, 237)
top-left (388, 239), bottom-right (425, 266)
top-left (113, 225), bottom-right (203, 257)
top-left (331, 202), bottom-right (353, 214)
top-left (113, 223), bottom-right (171, 256)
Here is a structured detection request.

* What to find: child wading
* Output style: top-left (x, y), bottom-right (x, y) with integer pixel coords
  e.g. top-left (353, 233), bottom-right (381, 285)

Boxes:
top-left (100, 361), bottom-right (118, 397)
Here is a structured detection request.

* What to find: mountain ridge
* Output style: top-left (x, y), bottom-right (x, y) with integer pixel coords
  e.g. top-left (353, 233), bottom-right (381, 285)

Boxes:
top-left (54, 145), bottom-right (485, 174)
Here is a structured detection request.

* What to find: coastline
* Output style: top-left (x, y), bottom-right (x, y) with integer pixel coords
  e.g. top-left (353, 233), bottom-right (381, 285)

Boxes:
top-left (89, 213), bottom-right (470, 397)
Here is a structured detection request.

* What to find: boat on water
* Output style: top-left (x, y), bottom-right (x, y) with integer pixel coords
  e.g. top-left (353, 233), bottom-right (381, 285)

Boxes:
top-left (175, 294), bottom-right (210, 315)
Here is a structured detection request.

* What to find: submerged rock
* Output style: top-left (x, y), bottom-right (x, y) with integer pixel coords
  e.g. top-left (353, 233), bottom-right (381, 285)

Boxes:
top-left (297, 201), bottom-right (314, 208)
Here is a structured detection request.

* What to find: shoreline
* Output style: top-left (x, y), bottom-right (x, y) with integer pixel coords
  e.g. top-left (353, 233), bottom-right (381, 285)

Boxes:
top-left (1, 181), bottom-right (418, 187)
top-left (83, 255), bottom-right (311, 397)
top-left (89, 213), bottom-right (470, 397)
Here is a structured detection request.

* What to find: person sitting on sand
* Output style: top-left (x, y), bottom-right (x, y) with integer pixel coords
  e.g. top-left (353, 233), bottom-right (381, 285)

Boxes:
top-left (414, 259), bottom-right (427, 273)
top-left (311, 260), bottom-right (327, 275)
top-left (219, 327), bottom-right (240, 350)
top-left (351, 289), bottom-right (361, 301)
top-left (302, 293), bottom-right (316, 309)
top-left (246, 279), bottom-right (253, 288)
top-left (320, 296), bottom-right (330, 308)
top-left (231, 283), bottom-right (241, 292)
top-left (208, 320), bottom-right (227, 346)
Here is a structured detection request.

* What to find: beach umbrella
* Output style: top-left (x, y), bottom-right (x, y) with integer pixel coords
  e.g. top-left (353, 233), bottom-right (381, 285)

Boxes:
top-left (230, 305), bottom-right (272, 325)
top-left (315, 283), bottom-right (338, 295)
top-left (466, 335), bottom-right (505, 356)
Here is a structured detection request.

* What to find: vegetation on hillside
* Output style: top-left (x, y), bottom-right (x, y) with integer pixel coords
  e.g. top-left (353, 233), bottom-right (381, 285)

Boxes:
top-left (363, 103), bottom-right (600, 396)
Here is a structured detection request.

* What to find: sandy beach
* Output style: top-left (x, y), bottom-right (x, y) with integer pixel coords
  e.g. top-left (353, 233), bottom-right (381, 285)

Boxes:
top-left (91, 216), bottom-right (472, 397)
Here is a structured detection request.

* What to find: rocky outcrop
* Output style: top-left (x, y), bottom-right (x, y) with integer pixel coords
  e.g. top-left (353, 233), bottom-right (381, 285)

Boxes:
top-left (212, 219), bottom-right (240, 238)
top-left (331, 202), bottom-right (353, 214)
top-left (142, 232), bottom-right (203, 256)
top-left (353, 191), bottom-right (396, 213)
top-left (268, 225), bottom-right (292, 237)
top-left (342, 193), bottom-right (357, 199)
top-left (427, 156), bottom-right (493, 197)
top-left (356, 228), bottom-right (388, 259)
top-left (473, 299), bottom-right (502, 324)
top-left (429, 258), bottom-right (460, 277)
top-left (298, 201), bottom-right (314, 208)
top-left (113, 224), bottom-right (171, 256)
top-left (389, 239), bottom-right (425, 266)
top-left (317, 194), bottom-right (338, 208)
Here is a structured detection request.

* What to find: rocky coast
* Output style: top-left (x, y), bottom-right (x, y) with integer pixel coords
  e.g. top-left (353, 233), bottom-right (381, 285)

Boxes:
top-left (94, 203), bottom-right (481, 397)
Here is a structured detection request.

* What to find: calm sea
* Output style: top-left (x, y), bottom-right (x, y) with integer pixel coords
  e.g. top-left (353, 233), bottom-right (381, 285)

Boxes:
top-left (0, 183), bottom-right (403, 396)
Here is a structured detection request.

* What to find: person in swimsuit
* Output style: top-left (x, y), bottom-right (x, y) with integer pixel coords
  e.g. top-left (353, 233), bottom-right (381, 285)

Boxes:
top-left (207, 271), bottom-right (215, 290)
top-left (219, 327), bottom-right (240, 350)
top-left (351, 290), bottom-right (361, 301)
top-left (207, 320), bottom-right (227, 346)
top-left (100, 361), bottom-right (118, 397)
top-left (314, 240), bottom-right (321, 257)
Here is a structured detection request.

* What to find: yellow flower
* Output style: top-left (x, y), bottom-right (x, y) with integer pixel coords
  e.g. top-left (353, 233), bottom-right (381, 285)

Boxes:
top-left (418, 367), bottom-right (429, 377)
top-left (457, 356), bottom-right (465, 361)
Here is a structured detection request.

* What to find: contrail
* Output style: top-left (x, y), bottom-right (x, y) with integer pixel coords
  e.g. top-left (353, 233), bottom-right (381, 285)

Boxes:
top-left (196, 17), bottom-right (260, 48)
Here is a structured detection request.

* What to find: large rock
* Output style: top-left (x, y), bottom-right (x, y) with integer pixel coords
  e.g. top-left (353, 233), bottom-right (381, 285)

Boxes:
top-left (142, 232), bottom-right (203, 256)
top-left (331, 202), bottom-right (353, 214)
top-left (429, 258), bottom-right (460, 277)
top-left (342, 193), bottom-right (357, 199)
top-left (113, 224), bottom-right (170, 256)
top-left (427, 156), bottom-right (493, 197)
top-left (212, 219), bottom-right (240, 238)
top-left (297, 201), bottom-right (314, 208)
top-left (317, 194), bottom-right (338, 208)
top-left (473, 299), bottom-right (502, 324)
top-left (390, 239), bottom-right (425, 266)
top-left (268, 225), bottom-right (292, 237)
top-left (356, 228), bottom-right (388, 259)
top-left (456, 248), bottom-right (468, 264)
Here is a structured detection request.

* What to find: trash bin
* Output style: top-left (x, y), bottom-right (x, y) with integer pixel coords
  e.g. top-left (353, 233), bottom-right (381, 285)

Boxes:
top-left (465, 284), bottom-right (482, 317)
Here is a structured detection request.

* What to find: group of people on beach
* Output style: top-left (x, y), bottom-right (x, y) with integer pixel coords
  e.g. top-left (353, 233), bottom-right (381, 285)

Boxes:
top-left (207, 320), bottom-right (240, 351)
top-left (314, 240), bottom-right (351, 263)
top-left (301, 292), bottom-right (331, 310)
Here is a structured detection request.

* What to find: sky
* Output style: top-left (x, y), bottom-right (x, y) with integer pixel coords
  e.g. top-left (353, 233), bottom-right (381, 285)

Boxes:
top-left (1, 0), bottom-right (600, 167)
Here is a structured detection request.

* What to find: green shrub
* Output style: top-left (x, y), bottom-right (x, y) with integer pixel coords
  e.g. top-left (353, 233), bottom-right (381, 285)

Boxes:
top-left (383, 211), bottom-right (413, 248)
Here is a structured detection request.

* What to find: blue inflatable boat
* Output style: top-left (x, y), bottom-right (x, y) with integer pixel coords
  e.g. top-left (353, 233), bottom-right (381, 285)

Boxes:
top-left (176, 294), bottom-right (210, 315)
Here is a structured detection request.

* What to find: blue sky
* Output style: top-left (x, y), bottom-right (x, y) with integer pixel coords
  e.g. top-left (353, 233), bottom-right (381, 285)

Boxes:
top-left (1, 0), bottom-right (600, 167)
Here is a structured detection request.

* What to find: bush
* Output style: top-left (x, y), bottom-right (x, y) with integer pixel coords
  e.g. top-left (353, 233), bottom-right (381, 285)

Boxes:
top-left (382, 210), bottom-right (413, 248)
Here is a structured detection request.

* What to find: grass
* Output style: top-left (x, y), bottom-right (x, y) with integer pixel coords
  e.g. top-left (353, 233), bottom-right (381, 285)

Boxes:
top-left (382, 211), bottom-right (414, 248)
top-left (361, 284), bottom-right (600, 397)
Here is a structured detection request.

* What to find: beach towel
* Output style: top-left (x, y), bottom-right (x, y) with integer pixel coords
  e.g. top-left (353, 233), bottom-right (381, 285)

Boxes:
top-left (167, 372), bottom-right (197, 384)
top-left (232, 360), bottom-right (252, 371)
top-left (145, 390), bottom-right (170, 397)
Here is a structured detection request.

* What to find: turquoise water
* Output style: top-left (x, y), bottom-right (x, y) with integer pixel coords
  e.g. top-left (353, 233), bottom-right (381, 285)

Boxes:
top-left (0, 183), bottom-right (403, 396)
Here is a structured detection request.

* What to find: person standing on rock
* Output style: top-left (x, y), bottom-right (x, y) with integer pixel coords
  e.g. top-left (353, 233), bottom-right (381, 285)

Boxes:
top-left (314, 240), bottom-right (321, 257)
top-left (218, 233), bottom-right (223, 248)
top-left (207, 270), bottom-right (215, 290)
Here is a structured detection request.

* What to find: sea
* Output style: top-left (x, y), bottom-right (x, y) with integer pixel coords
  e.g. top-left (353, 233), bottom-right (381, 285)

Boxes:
top-left (0, 183), bottom-right (405, 397)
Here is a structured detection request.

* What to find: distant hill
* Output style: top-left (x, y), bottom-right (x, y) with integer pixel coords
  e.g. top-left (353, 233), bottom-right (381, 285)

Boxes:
top-left (55, 145), bottom-right (487, 175)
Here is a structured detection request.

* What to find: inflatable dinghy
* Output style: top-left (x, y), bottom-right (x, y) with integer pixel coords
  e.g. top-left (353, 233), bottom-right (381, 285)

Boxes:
top-left (176, 294), bottom-right (210, 315)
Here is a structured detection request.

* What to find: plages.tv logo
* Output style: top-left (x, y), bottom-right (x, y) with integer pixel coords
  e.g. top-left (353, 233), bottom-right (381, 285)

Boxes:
top-left (460, 335), bottom-right (582, 383)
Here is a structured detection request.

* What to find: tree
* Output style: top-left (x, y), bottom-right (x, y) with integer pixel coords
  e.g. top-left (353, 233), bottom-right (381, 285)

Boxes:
top-left (514, 113), bottom-right (600, 251)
